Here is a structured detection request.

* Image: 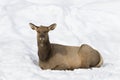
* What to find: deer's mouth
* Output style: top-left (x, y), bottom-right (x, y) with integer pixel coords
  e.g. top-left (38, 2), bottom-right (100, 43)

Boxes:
top-left (40, 44), bottom-right (44, 47)
top-left (39, 38), bottom-right (45, 47)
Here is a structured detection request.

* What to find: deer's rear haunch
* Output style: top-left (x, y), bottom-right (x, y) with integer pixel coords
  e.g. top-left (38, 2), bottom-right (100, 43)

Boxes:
top-left (29, 23), bottom-right (103, 70)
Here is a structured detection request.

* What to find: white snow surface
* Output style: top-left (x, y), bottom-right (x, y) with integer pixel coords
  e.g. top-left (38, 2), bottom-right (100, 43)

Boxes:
top-left (0, 0), bottom-right (120, 80)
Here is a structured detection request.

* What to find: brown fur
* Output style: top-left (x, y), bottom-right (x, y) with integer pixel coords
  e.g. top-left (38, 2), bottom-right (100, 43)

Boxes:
top-left (29, 23), bottom-right (103, 70)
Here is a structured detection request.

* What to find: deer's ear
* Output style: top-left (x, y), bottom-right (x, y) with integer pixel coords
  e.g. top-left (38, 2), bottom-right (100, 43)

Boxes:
top-left (48, 23), bottom-right (56, 30)
top-left (29, 23), bottom-right (38, 30)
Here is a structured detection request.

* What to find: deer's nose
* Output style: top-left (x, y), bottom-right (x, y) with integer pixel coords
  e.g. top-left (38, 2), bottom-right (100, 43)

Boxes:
top-left (40, 38), bottom-right (45, 41)
top-left (39, 34), bottom-right (45, 41)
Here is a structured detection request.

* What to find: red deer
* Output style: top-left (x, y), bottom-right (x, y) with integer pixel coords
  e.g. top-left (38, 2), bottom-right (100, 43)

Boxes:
top-left (29, 23), bottom-right (103, 70)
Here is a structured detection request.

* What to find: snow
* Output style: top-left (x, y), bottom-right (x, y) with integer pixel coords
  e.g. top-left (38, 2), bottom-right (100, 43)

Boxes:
top-left (0, 0), bottom-right (120, 80)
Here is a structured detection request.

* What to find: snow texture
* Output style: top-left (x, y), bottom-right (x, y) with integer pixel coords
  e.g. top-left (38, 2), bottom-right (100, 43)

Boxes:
top-left (0, 0), bottom-right (120, 80)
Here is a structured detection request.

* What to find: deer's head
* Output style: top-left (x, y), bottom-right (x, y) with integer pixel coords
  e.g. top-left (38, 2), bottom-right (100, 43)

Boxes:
top-left (29, 23), bottom-right (56, 47)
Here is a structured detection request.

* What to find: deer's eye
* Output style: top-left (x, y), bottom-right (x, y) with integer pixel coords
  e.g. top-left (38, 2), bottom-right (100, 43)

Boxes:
top-left (37, 31), bottom-right (41, 33)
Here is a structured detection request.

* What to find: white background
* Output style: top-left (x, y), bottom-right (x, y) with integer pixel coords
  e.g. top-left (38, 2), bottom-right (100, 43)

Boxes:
top-left (0, 0), bottom-right (120, 80)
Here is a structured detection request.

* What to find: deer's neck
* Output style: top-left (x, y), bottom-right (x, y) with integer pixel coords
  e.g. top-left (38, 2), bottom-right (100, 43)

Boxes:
top-left (37, 39), bottom-right (52, 62)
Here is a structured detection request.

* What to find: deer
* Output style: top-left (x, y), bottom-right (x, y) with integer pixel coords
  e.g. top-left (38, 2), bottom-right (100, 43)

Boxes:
top-left (29, 23), bottom-right (103, 70)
